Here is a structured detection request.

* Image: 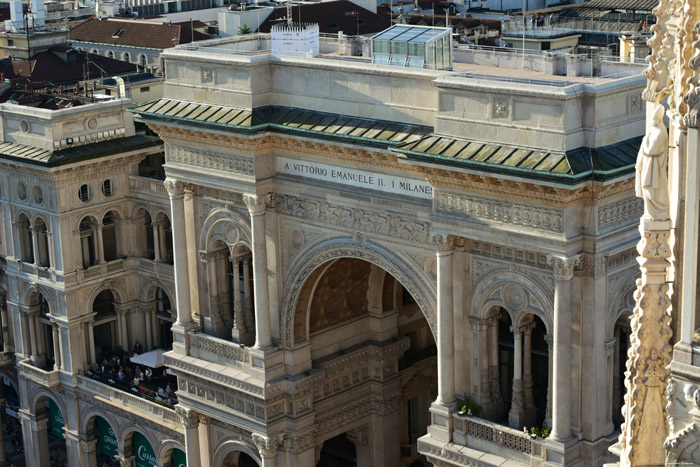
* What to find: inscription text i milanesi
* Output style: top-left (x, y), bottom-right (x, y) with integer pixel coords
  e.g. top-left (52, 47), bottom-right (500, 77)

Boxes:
top-left (277, 157), bottom-right (433, 199)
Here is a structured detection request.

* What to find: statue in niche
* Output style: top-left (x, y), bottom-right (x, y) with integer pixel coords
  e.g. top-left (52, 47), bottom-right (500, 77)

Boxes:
top-left (635, 104), bottom-right (670, 221)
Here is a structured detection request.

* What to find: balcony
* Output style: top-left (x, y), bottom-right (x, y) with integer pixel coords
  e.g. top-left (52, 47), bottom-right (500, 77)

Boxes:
top-left (188, 332), bottom-right (251, 367)
top-left (76, 374), bottom-right (181, 428)
top-left (129, 175), bottom-right (168, 201)
top-left (419, 414), bottom-right (546, 466)
top-left (77, 259), bottom-right (126, 281)
top-left (18, 359), bottom-right (61, 389)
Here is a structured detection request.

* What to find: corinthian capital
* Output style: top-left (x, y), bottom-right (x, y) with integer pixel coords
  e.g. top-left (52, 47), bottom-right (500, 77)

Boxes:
top-left (164, 178), bottom-right (184, 197)
top-left (252, 433), bottom-right (284, 458)
top-left (244, 193), bottom-right (273, 216)
top-left (547, 254), bottom-right (582, 281)
top-left (175, 406), bottom-right (199, 429)
top-left (431, 233), bottom-right (455, 253)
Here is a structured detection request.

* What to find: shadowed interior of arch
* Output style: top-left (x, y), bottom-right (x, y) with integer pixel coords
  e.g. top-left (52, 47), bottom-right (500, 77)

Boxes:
top-left (290, 257), bottom-right (438, 463)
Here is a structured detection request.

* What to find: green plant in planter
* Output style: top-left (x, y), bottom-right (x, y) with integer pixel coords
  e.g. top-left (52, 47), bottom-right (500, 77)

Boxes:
top-left (457, 397), bottom-right (483, 416)
top-left (529, 424), bottom-right (551, 438)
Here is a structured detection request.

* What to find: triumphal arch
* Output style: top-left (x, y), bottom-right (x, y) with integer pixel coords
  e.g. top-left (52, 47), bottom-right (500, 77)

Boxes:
top-left (132, 30), bottom-right (648, 466)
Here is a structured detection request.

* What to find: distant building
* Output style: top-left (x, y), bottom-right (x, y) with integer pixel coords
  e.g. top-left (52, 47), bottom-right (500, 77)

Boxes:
top-left (68, 17), bottom-right (212, 71)
top-left (219, 0), bottom-right (391, 37)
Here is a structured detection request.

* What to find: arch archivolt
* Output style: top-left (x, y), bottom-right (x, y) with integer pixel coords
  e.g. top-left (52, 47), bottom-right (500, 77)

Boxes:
top-left (96, 205), bottom-right (127, 223)
top-left (21, 283), bottom-right (56, 310)
top-left (281, 237), bottom-right (437, 348)
top-left (156, 438), bottom-right (186, 464)
top-left (200, 208), bottom-right (251, 254)
top-left (118, 421), bottom-right (157, 451)
top-left (30, 388), bottom-right (67, 422)
top-left (139, 280), bottom-right (175, 306)
top-left (212, 438), bottom-right (261, 466)
top-left (80, 407), bottom-right (118, 435)
top-left (87, 280), bottom-right (128, 309)
top-left (472, 269), bottom-right (554, 334)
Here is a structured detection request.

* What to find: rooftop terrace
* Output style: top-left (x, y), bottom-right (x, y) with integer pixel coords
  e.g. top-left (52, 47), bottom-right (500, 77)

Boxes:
top-left (175, 32), bottom-right (644, 85)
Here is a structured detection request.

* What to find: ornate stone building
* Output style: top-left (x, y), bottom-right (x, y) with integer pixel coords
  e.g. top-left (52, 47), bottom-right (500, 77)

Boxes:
top-left (1, 30), bottom-right (650, 467)
top-left (127, 33), bottom-right (644, 466)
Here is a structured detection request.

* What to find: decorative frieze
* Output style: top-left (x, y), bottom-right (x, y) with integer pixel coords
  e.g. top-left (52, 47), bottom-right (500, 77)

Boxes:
top-left (178, 377), bottom-right (268, 422)
top-left (168, 145), bottom-right (255, 176)
top-left (436, 191), bottom-right (563, 233)
top-left (275, 194), bottom-right (431, 244)
top-left (316, 394), bottom-right (401, 435)
top-left (597, 197), bottom-right (644, 229)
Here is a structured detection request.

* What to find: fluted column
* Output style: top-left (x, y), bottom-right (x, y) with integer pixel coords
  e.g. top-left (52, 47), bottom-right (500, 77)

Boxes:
top-left (547, 254), bottom-right (582, 441)
top-left (243, 194), bottom-right (272, 350)
top-left (46, 232), bottom-right (54, 269)
top-left (472, 317), bottom-right (491, 413)
top-left (613, 327), bottom-right (622, 426)
top-left (165, 179), bottom-right (193, 328)
top-left (57, 324), bottom-right (66, 370)
top-left (508, 326), bottom-right (524, 429)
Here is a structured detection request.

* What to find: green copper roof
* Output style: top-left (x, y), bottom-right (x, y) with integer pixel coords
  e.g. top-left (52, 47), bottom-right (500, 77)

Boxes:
top-left (132, 98), bottom-right (641, 184)
top-left (394, 134), bottom-right (642, 182)
top-left (0, 135), bottom-right (161, 167)
top-left (130, 99), bottom-right (431, 146)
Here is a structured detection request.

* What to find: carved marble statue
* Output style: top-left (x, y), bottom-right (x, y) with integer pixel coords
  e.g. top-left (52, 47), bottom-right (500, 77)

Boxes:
top-left (635, 105), bottom-right (670, 221)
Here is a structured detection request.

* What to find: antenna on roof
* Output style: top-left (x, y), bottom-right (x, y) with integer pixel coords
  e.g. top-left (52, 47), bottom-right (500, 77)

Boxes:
top-left (287, 0), bottom-right (292, 25)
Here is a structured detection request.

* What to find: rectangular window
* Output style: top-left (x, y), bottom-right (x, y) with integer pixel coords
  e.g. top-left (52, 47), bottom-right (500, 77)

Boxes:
top-left (7, 40), bottom-right (13, 46)
top-left (140, 86), bottom-right (150, 93)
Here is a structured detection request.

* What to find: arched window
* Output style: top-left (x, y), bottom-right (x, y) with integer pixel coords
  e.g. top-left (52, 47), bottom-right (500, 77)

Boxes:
top-left (79, 217), bottom-right (97, 268)
top-left (154, 213), bottom-right (173, 264)
top-left (16, 214), bottom-right (33, 263)
top-left (124, 52), bottom-right (131, 62)
top-left (135, 209), bottom-right (155, 259)
top-left (155, 288), bottom-right (174, 349)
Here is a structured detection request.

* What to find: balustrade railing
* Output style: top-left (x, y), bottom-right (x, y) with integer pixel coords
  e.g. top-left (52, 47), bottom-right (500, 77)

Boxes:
top-left (76, 374), bottom-right (180, 426)
top-left (129, 175), bottom-right (167, 197)
top-left (18, 360), bottom-right (60, 388)
top-left (452, 413), bottom-right (544, 459)
top-left (189, 332), bottom-right (250, 367)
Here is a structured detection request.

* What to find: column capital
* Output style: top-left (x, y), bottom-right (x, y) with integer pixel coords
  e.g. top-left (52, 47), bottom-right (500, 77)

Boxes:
top-left (252, 433), bottom-right (285, 459)
top-left (547, 254), bottom-right (583, 281)
top-left (164, 178), bottom-right (185, 198)
top-left (510, 325), bottom-right (523, 337)
top-left (468, 317), bottom-right (488, 331)
top-left (431, 233), bottom-right (455, 253)
top-left (175, 406), bottom-right (200, 429)
top-left (543, 334), bottom-right (553, 348)
top-left (244, 193), bottom-right (273, 216)
top-left (521, 322), bottom-right (536, 335)
top-left (346, 425), bottom-right (368, 445)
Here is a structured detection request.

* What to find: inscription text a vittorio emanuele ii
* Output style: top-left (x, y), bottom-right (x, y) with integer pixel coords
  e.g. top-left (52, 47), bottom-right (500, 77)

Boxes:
top-left (277, 157), bottom-right (433, 199)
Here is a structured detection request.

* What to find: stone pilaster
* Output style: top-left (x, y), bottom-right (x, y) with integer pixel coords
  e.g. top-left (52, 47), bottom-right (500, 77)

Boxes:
top-left (619, 222), bottom-right (673, 466)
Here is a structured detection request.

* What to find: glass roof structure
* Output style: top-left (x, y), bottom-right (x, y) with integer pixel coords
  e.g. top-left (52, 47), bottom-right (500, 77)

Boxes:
top-left (371, 25), bottom-right (452, 70)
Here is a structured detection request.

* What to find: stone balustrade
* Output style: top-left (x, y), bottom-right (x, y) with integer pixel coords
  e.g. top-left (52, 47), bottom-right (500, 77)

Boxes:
top-left (188, 332), bottom-right (251, 367)
top-left (18, 359), bottom-right (60, 389)
top-left (129, 175), bottom-right (168, 199)
top-left (76, 375), bottom-right (181, 428)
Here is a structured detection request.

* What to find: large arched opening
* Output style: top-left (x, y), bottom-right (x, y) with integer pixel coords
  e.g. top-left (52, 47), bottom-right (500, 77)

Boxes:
top-left (292, 256), bottom-right (436, 466)
top-left (32, 394), bottom-right (67, 466)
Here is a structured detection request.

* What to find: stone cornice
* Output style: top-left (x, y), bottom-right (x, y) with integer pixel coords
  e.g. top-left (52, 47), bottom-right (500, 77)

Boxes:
top-left (147, 124), bottom-right (636, 209)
